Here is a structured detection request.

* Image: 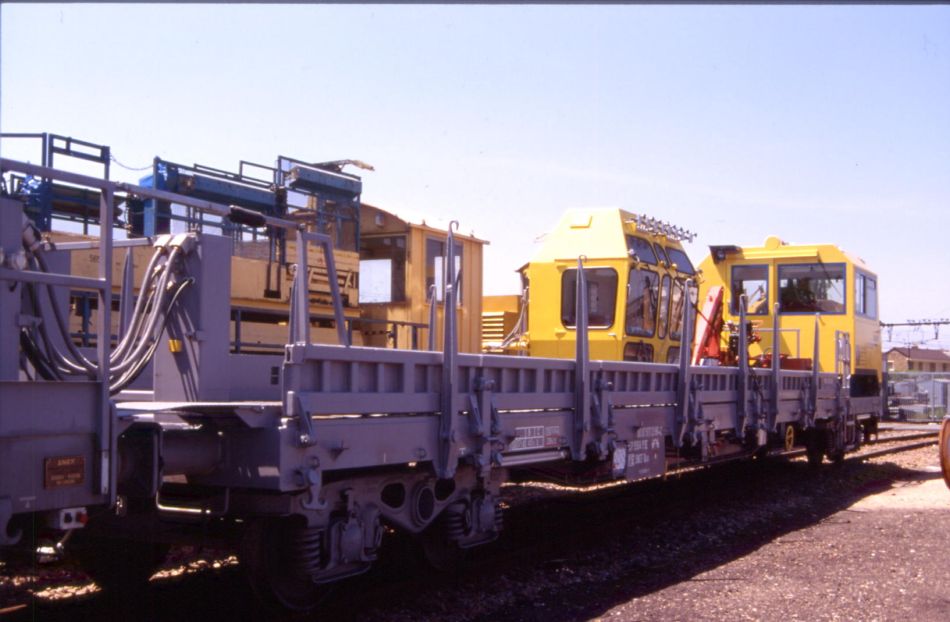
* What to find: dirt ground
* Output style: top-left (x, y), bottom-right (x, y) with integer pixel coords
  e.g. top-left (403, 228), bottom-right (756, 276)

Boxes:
top-left (600, 459), bottom-right (950, 622)
top-left (3, 440), bottom-right (948, 622)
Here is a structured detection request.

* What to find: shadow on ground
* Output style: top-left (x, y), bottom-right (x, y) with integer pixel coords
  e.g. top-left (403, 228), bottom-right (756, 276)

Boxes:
top-left (4, 456), bottom-right (940, 622)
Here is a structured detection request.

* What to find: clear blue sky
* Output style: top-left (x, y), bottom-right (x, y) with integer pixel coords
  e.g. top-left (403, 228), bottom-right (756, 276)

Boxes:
top-left (2, 4), bottom-right (949, 348)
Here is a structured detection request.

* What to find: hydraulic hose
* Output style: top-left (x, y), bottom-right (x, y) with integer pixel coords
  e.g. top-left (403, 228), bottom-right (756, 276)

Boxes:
top-left (109, 277), bottom-right (193, 394)
top-left (110, 246), bottom-right (167, 362)
top-left (108, 247), bottom-right (183, 377)
top-left (33, 244), bottom-right (169, 372)
top-left (22, 239), bottom-right (190, 390)
top-left (24, 279), bottom-right (91, 377)
top-left (19, 329), bottom-right (62, 381)
top-left (34, 253), bottom-right (99, 374)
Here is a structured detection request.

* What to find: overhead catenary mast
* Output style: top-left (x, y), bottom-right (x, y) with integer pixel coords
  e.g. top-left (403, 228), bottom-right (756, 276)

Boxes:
top-left (880, 318), bottom-right (950, 343)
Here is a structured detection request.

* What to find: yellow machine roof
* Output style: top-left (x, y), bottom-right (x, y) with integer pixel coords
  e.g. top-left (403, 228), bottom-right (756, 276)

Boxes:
top-left (532, 207), bottom-right (689, 263)
top-left (708, 236), bottom-right (875, 275)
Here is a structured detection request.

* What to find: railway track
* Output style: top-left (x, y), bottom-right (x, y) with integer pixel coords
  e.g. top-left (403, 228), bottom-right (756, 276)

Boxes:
top-left (1, 432), bottom-right (941, 621)
top-left (853, 431), bottom-right (939, 461)
top-left (767, 426), bottom-right (940, 464)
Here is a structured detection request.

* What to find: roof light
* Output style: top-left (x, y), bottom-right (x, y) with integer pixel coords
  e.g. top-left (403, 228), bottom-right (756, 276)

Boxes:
top-left (627, 214), bottom-right (696, 243)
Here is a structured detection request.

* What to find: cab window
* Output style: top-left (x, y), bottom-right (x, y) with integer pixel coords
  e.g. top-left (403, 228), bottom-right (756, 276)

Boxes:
top-left (561, 268), bottom-right (618, 328)
top-left (666, 346), bottom-right (681, 364)
top-left (778, 263), bottom-right (846, 314)
top-left (731, 265), bottom-right (768, 315)
top-left (653, 243), bottom-right (670, 266)
top-left (657, 275), bottom-right (671, 339)
top-left (626, 268), bottom-right (659, 337)
top-left (855, 271), bottom-right (878, 318)
top-left (426, 238), bottom-right (464, 304)
top-left (626, 235), bottom-right (657, 265)
top-left (669, 279), bottom-right (697, 341)
top-left (623, 342), bottom-right (654, 362)
top-left (360, 235), bottom-right (407, 303)
top-left (664, 246), bottom-right (695, 275)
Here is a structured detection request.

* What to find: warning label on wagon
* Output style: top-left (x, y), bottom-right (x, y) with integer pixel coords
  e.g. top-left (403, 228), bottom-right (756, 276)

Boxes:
top-left (44, 456), bottom-right (85, 489)
top-left (509, 425), bottom-right (561, 451)
top-left (626, 416), bottom-right (666, 480)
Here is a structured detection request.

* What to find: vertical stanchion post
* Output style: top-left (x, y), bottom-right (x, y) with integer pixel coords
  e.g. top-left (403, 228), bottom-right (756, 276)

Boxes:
top-left (291, 229), bottom-right (310, 345)
top-left (97, 187), bottom-right (114, 500)
top-left (319, 235), bottom-right (348, 347)
top-left (770, 302), bottom-right (781, 432)
top-left (737, 294), bottom-right (749, 436)
top-left (811, 314), bottom-right (820, 426)
top-left (676, 279), bottom-right (696, 447)
top-left (438, 223), bottom-right (460, 478)
top-left (573, 256), bottom-right (590, 460)
top-left (427, 284), bottom-right (438, 351)
top-left (880, 352), bottom-right (888, 422)
top-left (290, 231), bottom-right (348, 346)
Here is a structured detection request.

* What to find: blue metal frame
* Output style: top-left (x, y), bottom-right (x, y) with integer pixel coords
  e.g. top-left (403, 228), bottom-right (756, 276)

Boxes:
top-left (138, 157), bottom-right (282, 235)
top-left (276, 155), bottom-right (362, 252)
top-left (0, 133), bottom-right (111, 232)
top-left (137, 153), bottom-right (363, 282)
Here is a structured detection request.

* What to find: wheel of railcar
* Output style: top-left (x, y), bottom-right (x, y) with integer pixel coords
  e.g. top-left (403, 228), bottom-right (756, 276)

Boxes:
top-left (418, 503), bottom-right (470, 573)
top-left (240, 518), bottom-right (330, 614)
top-left (827, 446), bottom-right (845, 465)
top-left (784, 424), bottom-right (796, 452)
top-left (73, 532), bottom-right (169, 595)
top-left (805, 431), bottom-right (824, 468)
top-left (827, 426), bottom-right (846, 465)
top-left (939, 417), bottom-right (950, 490)
top-left (419, 524), bottom-right (467, 573)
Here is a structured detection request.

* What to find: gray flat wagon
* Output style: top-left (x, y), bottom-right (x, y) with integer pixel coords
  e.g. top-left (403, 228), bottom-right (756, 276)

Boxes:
top-left (0, 159), bottom-right (876, 612)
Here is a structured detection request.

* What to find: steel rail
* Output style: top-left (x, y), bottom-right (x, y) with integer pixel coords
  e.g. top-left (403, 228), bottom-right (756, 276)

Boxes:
top-left (848, 439), bottom-right (938, 462)
top-left (865, 431), bottom-right (940, 445)
top-left (775, 431), bottom-right (939, 461)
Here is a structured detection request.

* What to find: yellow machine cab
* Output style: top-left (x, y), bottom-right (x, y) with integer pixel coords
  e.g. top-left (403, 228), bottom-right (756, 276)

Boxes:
top-left (695, 235), bottom-right (882, 397)
top-left (487, 207), bottom-right (696, 363)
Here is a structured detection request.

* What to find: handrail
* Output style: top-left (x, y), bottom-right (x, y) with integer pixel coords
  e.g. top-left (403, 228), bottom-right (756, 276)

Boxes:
top-left (0, 158), bottom-right (115, 501)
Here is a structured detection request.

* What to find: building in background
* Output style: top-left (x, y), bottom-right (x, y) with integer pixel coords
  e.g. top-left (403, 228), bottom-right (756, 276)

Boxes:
top-left (885, 346), bottom-right (950, 372)
top-left (358, 203), bottom-right (486, 353)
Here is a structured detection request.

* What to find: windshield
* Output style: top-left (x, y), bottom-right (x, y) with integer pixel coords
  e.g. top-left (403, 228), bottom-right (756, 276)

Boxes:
top-left (778, 263), bottom-right (845, 313)
top-left (626, 235), bottom-right (658, 265)
top-left (664, 246), bottom-right (695, 275)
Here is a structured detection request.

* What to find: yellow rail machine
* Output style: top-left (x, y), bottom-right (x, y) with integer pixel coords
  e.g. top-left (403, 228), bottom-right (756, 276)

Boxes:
top-left (493, 208), bottom-right (696, 363)
top-left (696, 236), bottom-right (882, 398)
